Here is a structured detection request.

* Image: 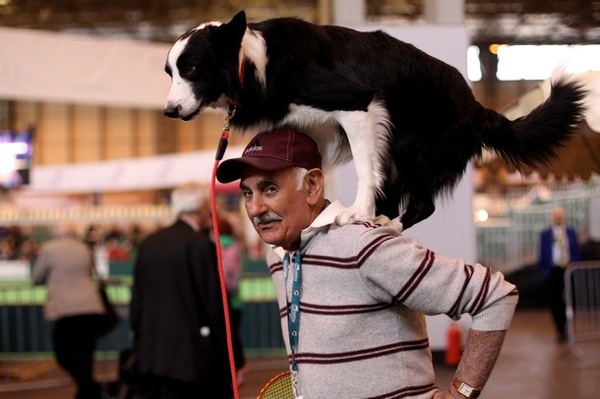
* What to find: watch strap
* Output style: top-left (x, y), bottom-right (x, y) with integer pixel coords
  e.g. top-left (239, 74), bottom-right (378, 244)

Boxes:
top-left (452, 378), bottom-right (481, 398)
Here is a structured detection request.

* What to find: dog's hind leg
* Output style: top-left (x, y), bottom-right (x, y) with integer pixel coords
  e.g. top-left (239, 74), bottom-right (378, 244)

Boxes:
top-left (375, 183), bottom-right (401, 220)
top-left (400, 193), bottom-right (435, 230)
top-left (334, 99), bottom-right (392, 225)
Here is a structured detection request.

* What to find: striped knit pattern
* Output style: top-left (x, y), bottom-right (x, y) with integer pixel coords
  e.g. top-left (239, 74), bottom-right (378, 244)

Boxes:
top-left (266, 201), bottom-right (518, 398)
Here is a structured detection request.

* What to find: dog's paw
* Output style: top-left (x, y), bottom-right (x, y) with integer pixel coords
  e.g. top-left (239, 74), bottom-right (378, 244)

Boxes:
top-left (373, 215), bottom-right (404, 232)
top-left (335, 206), bottom-right (373, 226)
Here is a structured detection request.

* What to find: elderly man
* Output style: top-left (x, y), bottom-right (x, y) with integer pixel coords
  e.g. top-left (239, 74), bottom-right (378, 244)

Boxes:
top-left (217, 128), bottom-right (518, 399)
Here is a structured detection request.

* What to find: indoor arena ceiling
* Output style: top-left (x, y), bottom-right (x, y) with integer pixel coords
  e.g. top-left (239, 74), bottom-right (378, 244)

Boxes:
top-left (0, 0), bottom-right (599, 45)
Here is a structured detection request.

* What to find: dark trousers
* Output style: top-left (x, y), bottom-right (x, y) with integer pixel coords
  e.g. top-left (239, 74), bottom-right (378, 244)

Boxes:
top-left (546, 266), bottom-right (567, 338)
top-left (229, 307), bottom-right (246, 371)
top-left (137, 373), bottom-right (232, 399)
top-left (53, 314), bottom-right (104, 399)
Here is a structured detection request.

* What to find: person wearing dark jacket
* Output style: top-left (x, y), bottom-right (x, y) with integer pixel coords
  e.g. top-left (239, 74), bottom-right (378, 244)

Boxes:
top-left (130, 183), bottom-right (232, 398)
top-left (539, 206), bottom-right (581, 342)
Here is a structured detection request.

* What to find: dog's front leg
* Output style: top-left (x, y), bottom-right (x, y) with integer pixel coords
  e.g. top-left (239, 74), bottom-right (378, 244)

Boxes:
top-left (335, 99), bottom-right (392, 225)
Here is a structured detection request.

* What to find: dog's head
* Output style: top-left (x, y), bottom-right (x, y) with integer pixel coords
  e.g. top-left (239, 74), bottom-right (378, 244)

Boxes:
top-left (164, 11), bottom-right (247, 121)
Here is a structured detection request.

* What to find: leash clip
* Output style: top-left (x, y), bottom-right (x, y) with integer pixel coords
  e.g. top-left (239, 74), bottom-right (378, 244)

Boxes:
top-left (215, 106), bottom-right (236, 161)
top-left (224, 105), bottom-right (236, 132)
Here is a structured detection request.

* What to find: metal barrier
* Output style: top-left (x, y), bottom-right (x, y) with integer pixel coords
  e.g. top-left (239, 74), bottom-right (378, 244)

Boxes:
top-left (565, 261), bottom-right (600, 363)
top-left (476, 185), bottom-right (599, 275)
top-left (0, 279), bottom-right (131, 393)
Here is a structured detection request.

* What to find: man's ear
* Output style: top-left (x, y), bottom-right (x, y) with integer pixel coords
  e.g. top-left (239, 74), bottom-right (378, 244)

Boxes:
top-left (305, 169), bottom-right (324, 205)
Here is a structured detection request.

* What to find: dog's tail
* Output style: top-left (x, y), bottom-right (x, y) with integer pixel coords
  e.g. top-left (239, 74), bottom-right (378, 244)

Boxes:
top-left (481, 78), bottom-right (587, 169)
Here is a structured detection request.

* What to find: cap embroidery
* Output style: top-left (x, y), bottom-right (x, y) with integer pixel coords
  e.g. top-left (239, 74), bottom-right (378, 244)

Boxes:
top-left (244, 138), bottom-right (263, 155)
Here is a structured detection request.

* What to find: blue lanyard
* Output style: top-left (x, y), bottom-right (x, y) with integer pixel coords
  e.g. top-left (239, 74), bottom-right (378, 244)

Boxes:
top-left (283, 251), bottom-right (302, 372)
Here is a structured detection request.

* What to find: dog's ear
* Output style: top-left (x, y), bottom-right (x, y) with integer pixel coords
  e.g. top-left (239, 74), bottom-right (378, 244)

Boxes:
top-left (230, 10), bottom-right (247, 29)
top-left (214, 10), bottom-right (247, 48)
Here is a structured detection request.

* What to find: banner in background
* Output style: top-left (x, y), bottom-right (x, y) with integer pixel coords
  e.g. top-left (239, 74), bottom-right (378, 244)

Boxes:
top-left (0, 27), bottom-right (170, 109)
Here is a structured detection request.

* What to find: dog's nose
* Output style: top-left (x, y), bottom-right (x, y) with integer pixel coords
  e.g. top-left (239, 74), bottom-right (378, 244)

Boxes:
top-left (163, 106), bottom-right (180, 119)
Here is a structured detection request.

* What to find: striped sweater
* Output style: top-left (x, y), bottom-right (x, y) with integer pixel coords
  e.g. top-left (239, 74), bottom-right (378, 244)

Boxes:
top-left (266, 200), bottom-right (518, 398)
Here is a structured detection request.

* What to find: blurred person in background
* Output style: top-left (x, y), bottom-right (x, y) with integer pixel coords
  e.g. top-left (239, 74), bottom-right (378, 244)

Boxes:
top-left (539, 206), bottom-right (581, 342)
top-left (83, 224), bottom-right (103, 251)
top-left (32, 222), bottom-right (107, 399)
top-left (130, 182), bottom-right (232, 398)
top-left (0, 226), bottom-right (37, 261)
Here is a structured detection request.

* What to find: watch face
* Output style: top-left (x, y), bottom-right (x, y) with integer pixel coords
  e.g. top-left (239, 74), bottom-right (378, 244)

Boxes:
top-left (458, 383), bottom-right (474, 397)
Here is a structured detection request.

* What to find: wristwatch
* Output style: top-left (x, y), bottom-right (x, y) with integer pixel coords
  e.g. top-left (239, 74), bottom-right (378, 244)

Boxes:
top-left (452, 378), bottom-right (481, 398)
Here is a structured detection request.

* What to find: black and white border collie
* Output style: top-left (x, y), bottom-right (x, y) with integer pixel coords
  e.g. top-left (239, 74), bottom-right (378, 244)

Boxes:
top-left (164, 10), bottom-right (586, 229)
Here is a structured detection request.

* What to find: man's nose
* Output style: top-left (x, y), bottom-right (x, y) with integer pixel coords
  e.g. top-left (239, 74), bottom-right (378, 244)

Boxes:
top-left (246, 196), bottom-right (267, 217)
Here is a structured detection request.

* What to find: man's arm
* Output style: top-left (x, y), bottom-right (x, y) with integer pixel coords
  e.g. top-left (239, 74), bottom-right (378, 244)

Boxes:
top-left (435, 329), bottom-right (507, 399)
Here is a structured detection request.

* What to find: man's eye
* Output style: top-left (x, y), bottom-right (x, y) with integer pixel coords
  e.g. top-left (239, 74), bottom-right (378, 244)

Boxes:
top-left (264, 186), bottom-right (277, 195)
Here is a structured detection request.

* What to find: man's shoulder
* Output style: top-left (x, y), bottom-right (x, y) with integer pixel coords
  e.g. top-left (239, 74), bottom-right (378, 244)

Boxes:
top-left (144, 221), bottom-right (210, 246)
top-left (140, 223), bottom-right (180, 244)
top-left (316, 219), bottom-right (394, 243)
top-left (42, 237), bottom-right (85, 251)
top-left (541, 227), bottom-right (552, 236)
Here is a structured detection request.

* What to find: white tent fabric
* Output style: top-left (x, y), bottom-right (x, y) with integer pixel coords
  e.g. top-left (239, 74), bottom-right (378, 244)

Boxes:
top-left (23, 146), bottom-right (245, 194)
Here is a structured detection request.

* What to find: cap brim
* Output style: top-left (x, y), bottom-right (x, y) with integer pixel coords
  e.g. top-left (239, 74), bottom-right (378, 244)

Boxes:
top-left (216, 156), bottom-right (295, 183)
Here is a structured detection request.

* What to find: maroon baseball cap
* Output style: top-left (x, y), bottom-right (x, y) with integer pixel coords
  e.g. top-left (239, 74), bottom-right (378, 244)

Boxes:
top-left (216, 128), bottom-right (322, 183)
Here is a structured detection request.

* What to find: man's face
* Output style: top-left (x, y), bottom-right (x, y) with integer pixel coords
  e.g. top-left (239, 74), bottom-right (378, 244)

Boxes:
top-left (552, 208), bottom-right (565, 226)
top-left (240, 167), bottom-right (313, 251)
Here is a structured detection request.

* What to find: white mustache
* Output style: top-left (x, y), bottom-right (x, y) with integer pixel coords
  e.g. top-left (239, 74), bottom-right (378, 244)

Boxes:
top-left (253, 212), bottom-right (282, 226)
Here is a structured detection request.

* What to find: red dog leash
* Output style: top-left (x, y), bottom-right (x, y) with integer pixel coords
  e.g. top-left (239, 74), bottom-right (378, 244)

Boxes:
top-left (210, 57), bottom-right (244, 398)
top-left (211, 106), bottom-right (239, 399)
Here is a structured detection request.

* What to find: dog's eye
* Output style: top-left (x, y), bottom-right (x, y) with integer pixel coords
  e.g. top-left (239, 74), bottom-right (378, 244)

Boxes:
top-left (184, 65), bottom-right (197, 78)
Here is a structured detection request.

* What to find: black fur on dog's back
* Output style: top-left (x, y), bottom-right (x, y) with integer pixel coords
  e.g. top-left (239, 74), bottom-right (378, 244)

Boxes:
top-left (232, 16), bottom-right (477, 125)
top-left (169, 11), bottom-right (586, 228)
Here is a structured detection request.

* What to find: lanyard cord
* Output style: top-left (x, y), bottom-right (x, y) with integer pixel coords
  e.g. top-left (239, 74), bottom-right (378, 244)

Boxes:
top-left (283, 251), bottom-right (302, 373)
top-left (211, 106), bottom-right (239, 399)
